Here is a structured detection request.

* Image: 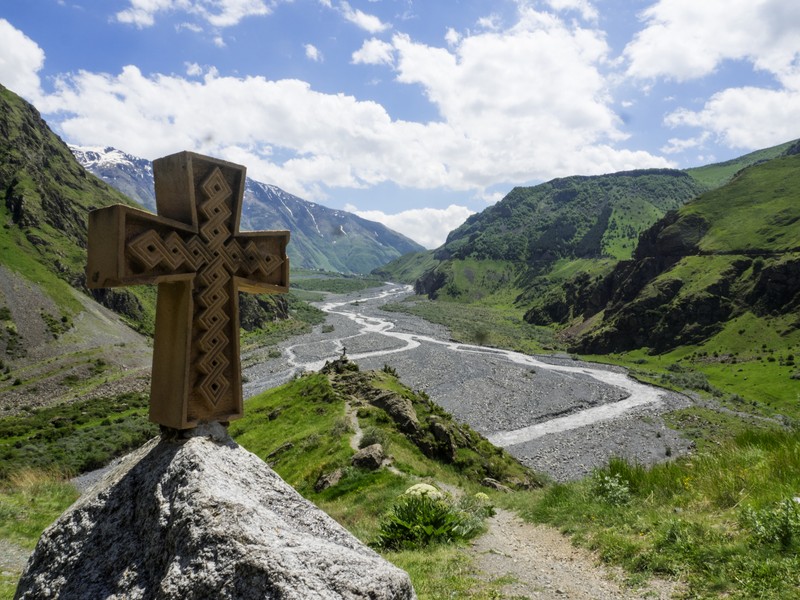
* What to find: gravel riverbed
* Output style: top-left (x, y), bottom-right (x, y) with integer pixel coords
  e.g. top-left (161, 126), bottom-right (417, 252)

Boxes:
top-left (244, 284), bottom-right (695, 481)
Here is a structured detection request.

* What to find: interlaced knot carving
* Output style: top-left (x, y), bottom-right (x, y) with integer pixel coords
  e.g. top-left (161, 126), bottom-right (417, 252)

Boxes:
top-left (126, 168), bottom-right (282, 408)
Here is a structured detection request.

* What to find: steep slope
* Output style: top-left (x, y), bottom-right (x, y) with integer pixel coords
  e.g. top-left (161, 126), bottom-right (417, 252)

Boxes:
top-left (0, 84), bottom-right (153, 414)
top-left (0, 89), bottom-right (137, 288)
top-left (241, 180), bottom-right (423, 274)
top-left (0, 85), bottom-right (296, 415)
top-left (69, 146), bottom-right (155, 211)
top-left (397, 170), bottom-right (706, 305)
top-left (684, 139), bottom-right (798, 189)
top-left (72, 146), bottom-right (424, 274)
top-left (546, 148), bottom-right (800, 354)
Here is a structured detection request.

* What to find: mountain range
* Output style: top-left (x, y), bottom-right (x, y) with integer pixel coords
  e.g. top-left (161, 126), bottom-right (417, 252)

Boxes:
top-left (379, 139), bottom-right (800, 353)
top-left (0, 81), bottom-right (422, 423)
top-left (3, 75), bottom-right (798, 421)
top-left (70, 146), bottom-right (423, 275)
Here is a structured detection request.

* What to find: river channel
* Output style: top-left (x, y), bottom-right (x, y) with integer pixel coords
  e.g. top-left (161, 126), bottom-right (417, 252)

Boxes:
top-left (242, 283), bottom-right (693, 481)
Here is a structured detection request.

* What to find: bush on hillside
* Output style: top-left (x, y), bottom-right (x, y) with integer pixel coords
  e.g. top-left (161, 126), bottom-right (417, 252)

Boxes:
top-left (376, 487), bottom-right (494, 550)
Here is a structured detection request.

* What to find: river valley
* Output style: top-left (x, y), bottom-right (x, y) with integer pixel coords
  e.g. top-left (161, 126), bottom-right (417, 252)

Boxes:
top-left (243, 283), bottom-right (694, 481)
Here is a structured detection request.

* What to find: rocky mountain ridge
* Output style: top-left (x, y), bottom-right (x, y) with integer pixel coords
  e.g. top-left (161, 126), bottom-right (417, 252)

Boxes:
top-left (71, 145), bottom-right (424, 274)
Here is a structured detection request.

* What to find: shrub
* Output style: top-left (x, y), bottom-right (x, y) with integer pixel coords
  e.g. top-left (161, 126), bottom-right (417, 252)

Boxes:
top-left (376, 488), bottom-right (494, 550)
top-left (659, 369), bottom-right (720, 394)
top-left (741, 499), bottom-right (800, 551)
top-left (591, 472), bottom-right (631, 506)
top-left (329, 416), bottom-right (352, 437)
top-left (359, 426), bottom-right (390, 451)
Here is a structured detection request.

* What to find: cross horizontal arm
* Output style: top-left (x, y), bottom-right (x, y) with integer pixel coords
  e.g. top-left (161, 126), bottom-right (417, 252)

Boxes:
top-left (87, 204), bottom-right (197, 289)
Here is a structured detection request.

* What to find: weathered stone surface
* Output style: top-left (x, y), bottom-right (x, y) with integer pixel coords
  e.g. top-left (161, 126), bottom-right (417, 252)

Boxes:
top-left (370, 391), bottom-right (420, 435)
top-left (314, 468), bottom-right (344, 492)
top-left (351, 443), bottom-right (385, 470)
top-left (15, 425), bottom-right (415, 600)
top-left (481, 478), bottom-right (512, 493)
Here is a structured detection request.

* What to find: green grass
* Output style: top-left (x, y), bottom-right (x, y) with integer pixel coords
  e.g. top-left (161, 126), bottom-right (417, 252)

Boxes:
top-left (684, 154), bottom-right (800, 253)
top-left (588, 310), bottom-right (800, 426)
top-left (685, 140), bottom-right (796, 189)
top-left (383, 296), bottom-right (556, 353)
top-left (0, 470), bottom-right (80, 600)
top-left (373, 250), bottom-right (437, 284)
top-left (240, 292), bottom-right (326, 352)
top-left (230, 373), bottom-right (354, 493)
top-left (602, 195), bottom-right (667, 260)
top-left (444, 259), bottom-right (519, 303)
top-left (504, 427), bottom-right (800, 598)
top-left (291, 272), bottom-right (386, 294)
top-left (387, 546), bottom-right (514, 599)
top-left (0, 214), bottom-right (83, 317)
top-left (0, 470), bottom-right (79, 550)
top-left (0, 392), bottom-right (158, 479)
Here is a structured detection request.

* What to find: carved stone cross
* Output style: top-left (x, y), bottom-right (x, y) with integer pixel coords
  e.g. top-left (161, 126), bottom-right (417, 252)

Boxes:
top-left (87, 152), bottom-right (289, 430)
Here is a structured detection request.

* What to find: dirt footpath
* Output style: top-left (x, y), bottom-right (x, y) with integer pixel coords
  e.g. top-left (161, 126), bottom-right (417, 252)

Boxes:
top-left (469, 509), bottom-right (682, 599)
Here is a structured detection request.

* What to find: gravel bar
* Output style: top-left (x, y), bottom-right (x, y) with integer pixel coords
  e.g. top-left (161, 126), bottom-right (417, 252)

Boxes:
top-left (243, 283), bottom-right (694, 481)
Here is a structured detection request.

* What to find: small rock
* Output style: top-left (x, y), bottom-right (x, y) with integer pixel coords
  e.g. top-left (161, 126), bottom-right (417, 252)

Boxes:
top-left (314, 468), bottom-right (343, 492)
top-left (481, 477), bottom-right (512, 493)
top-left (352, 443), bottom-right (385, 470)
top-left (266, 441), bottom-right (294, 459)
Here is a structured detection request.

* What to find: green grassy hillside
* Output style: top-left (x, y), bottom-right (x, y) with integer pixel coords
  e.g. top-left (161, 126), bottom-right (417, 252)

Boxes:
top-left (0, 85), bottom-right (160, 415)
top-left (4, 357), bottom-right (800, 598)
top-left (0, 85), bottom-right (141, 315)
top-left (442, 169), bottom-right (703, 265)
top-left (685, 139), bottom-right (798, 189)
top-left (569, 152), bottom-right (800, 355)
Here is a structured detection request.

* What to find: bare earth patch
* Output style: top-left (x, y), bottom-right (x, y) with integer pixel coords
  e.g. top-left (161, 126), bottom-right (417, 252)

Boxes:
top-left (469, 509), bottom-right (682, 599)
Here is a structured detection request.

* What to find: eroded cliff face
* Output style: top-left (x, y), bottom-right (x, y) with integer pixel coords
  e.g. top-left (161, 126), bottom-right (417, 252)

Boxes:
top-left (524, 152), bottom-right (800, 354)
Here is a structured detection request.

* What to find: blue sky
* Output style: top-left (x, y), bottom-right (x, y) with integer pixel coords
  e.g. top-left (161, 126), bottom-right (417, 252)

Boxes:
top-left (1, 0), bottom-right (799, 247)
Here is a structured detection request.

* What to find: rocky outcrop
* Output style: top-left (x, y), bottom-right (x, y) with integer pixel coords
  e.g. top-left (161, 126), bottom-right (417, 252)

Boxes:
top-left (14, 425), bottom-right (416, 600)
top-left (369, 391), bottom-right (420, 435)
top-left (414, 267), bottom-right (448, 299)
top-left (320, 358), bottom-right (540, 490)
top-left (747, 258), bottom-right (800, 315)
top-left (239, 293), bottom-right (290, 331)
top-left (351, 443), bottom-right (385, 470)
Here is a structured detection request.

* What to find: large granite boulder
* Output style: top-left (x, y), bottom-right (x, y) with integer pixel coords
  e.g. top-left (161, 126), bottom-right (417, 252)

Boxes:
top-left (15, 424), bottom-right (415, 599)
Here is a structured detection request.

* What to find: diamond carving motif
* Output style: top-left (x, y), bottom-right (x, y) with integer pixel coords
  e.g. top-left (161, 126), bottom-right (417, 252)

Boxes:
top-left (86, 152), bottom-right (290, 429)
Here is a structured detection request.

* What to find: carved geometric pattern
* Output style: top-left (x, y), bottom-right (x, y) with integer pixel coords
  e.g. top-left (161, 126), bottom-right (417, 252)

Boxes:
top-left (124, 166), bottom-right (286, 410)
top-left (87, 151), bottom-right (290, 431)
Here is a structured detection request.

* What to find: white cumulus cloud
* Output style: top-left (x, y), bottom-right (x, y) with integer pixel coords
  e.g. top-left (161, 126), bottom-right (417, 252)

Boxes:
top-left (0, 19), bottom-right (45, 101)
top-left (116, 0), bottom-right (273, 28)
top-left (351, 38), bottom-right (395, 66)
top-left (543, 0), bottom-right (598, 22)
top-left (626, 0), bottom-right (800, 151)
top-left (665, 87), bottom-right (800, 150)
top-left (345, 204), bottom-right (474, 249)
top-left (340, 1), bottom-right (389, 33)
top-left (305, 44), bottom-right (323, 62)
top-left (625, 0), bottom-right (800, 84)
